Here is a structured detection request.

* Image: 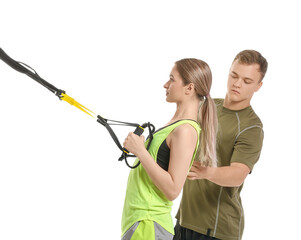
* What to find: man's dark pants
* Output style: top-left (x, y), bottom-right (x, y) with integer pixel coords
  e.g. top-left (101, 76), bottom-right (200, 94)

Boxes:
top-left (173, 222), bottom-right (221, 240)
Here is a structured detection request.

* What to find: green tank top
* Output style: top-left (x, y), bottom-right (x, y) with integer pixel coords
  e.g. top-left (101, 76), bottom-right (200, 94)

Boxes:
top-left (121, 120), bottom-right (201, 236)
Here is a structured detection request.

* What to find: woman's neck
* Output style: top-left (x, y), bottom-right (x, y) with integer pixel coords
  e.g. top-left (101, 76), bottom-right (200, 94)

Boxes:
top-left (169, 99), bottom-right (199, 124)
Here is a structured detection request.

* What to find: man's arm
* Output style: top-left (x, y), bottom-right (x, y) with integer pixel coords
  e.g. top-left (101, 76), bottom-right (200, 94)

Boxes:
top-left (188, 123), bottom-right (264, 187)
top-left (187, 162), bottom-right (250, 187)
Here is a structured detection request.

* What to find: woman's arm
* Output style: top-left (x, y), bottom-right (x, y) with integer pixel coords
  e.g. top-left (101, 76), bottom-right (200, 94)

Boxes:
top-left (124, 124), bottom-right (198, 201)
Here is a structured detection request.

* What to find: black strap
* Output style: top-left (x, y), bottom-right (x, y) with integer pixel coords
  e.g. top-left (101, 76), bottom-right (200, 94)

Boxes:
top-left (0, 48), bottom-right (65, 98)
top-left (1, 47), bottom-right (156, 169)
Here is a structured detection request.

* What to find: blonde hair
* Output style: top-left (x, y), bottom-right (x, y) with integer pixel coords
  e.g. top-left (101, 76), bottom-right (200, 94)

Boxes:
top-left (175, 59), bottom-right (218, 167)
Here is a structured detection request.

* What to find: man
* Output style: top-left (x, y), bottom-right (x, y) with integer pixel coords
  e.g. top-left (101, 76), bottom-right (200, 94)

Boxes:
top-left (174, 50), bottom-right (268, 240)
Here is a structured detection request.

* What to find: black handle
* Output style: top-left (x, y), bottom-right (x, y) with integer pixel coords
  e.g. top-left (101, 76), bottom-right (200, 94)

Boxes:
top-left (118, 122), bottom-right (155, 169)
top-left (122, 125), bottom-right (145, 154)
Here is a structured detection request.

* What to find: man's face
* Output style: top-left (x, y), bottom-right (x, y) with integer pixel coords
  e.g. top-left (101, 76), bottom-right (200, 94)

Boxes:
top-left (226, 60), bottom-right (263, 108)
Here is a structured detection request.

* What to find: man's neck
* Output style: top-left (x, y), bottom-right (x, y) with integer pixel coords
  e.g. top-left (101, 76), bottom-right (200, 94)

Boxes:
top-left (223, 95), bottom-right (251, 110)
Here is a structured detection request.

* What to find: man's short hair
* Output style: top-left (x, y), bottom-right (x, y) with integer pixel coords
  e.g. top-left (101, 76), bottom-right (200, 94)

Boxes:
top-left (233, 50), bottom-right (268, 81)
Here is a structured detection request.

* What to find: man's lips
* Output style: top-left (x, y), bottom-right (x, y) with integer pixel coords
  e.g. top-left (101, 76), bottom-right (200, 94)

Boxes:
top-left (231, 89), bottom-right (240, 94)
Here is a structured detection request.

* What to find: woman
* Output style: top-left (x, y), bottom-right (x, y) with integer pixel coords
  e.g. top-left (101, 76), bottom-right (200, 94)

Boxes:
top-left (121, 58), bottom-right (218, 240)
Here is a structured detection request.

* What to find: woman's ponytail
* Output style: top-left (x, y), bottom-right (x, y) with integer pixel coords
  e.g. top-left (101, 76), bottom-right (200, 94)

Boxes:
top-left (197, 95), bottom-right (218, 167)
top-left (176, 58), bottom-right (218, 167)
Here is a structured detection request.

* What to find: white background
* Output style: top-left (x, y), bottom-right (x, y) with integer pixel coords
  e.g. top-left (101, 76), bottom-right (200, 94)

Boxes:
top-left (0, 0), bottom-right (300, 239)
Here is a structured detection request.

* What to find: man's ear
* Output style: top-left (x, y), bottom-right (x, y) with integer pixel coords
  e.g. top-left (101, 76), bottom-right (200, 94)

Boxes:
top-left (255, 81), bottom-right (263, 92)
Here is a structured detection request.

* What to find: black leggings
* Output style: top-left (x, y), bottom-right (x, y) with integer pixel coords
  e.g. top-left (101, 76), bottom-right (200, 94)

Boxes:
top-left (173, 222), bottom-right (221, 240)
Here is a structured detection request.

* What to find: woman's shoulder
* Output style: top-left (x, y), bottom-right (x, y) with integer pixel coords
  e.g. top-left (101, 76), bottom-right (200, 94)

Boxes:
top-left (170, 122), bottom-right (198, 140)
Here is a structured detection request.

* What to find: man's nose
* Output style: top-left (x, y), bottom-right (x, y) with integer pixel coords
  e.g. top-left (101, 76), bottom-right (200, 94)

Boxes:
top-left (233, 78), bottom-right (242, 87)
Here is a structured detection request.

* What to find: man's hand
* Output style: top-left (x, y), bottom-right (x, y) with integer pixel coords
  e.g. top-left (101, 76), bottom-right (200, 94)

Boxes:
top-left (187, 161), bottom-right (213, 180)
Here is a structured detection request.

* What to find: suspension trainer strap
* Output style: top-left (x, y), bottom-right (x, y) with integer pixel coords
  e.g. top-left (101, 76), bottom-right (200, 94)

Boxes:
top-left (0, 47), bottom-right (155, 168)
top-left (0, 48), bottom-right (65, 97)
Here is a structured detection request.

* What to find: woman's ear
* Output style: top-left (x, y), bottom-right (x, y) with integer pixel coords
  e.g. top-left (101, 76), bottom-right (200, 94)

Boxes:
top-left (185, 83), bottom-right (195, 95)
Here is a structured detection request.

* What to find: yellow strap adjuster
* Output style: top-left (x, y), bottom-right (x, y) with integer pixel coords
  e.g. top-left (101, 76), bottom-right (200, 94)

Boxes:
top-left (60, 93), bottom-right (96, 118)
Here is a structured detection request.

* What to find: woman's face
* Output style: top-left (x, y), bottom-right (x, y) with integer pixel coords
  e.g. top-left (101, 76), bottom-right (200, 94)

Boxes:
top-left (164, 65), bottom-right (186, 103)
